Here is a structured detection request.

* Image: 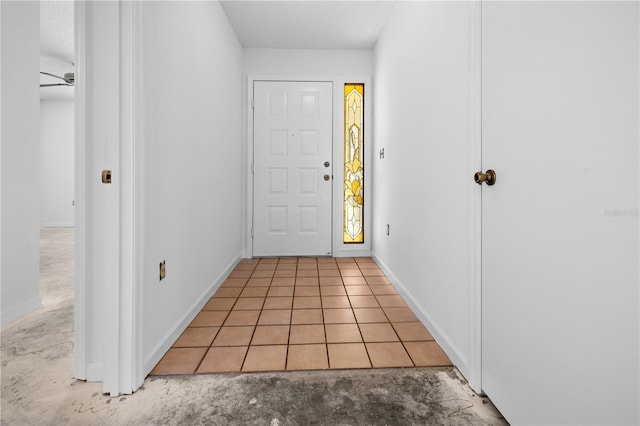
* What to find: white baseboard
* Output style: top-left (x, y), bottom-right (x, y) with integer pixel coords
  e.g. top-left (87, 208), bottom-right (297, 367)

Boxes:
top-left (143, 254), bottom-right (242, 375)
top-left (371, 252), bottom-right (470, 378)
top-left (1, 295), bottom-right (42, 326)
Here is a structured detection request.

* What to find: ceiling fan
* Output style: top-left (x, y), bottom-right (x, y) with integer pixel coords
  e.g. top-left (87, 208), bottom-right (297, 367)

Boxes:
top-left (40, 71), bottom-right (74, 88)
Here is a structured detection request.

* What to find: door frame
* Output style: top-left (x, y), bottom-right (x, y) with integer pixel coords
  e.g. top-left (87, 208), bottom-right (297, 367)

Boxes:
top-left (245, 75), bottom-right (372, 259)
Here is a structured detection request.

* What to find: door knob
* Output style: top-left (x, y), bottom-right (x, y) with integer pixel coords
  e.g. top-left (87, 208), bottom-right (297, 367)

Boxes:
top-left (324, 174), bottom-right (331, 181)
top-left (474, 169), bottom-right (496, 186)
top-left (324, 161), bottom-right (330, 167)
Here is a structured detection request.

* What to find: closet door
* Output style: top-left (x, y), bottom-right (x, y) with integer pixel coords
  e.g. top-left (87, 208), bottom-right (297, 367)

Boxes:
top-left (481, 2), bottom-right (639, 424)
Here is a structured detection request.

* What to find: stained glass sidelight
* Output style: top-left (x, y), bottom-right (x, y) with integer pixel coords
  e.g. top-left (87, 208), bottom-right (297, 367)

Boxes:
top-left (344, 84), bottom-right (364, 243)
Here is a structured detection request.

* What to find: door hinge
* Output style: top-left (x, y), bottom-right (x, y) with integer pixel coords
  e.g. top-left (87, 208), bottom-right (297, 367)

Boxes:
top-left (251, 228), bottom-right (254, 238)
top-left (251, 98), bottom-right (255, 109)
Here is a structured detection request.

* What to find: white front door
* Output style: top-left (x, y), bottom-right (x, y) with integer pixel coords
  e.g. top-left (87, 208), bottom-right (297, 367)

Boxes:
top-left (253, 81), bottom-right (333, 256)
top-left (481, 2), bottom-right (639, 425)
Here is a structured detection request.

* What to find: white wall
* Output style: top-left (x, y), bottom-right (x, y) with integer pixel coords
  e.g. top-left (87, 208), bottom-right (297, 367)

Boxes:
top-left (1, 1), bottom-right (42, 325)
top-left (243, 48), bottom-right (374, 258)
top-left (140, 1), bottom-right (243, 373)
top-left (244, 48), bottom-right (373, 76)
top-left (40, 100), bottom-right (74, 227)
top-left (372, 2), bottom-right (479, 385)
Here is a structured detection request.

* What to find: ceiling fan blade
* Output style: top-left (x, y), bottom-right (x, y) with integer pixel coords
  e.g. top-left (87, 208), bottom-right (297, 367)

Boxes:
top-left (40, 83), bottom-right (72, 88)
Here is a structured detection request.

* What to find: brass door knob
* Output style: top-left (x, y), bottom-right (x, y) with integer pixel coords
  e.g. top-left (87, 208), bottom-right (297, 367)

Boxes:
top-left (324, 174), bottom-right (331, 181)
top-left (474, 169), bottom-right (496, 186)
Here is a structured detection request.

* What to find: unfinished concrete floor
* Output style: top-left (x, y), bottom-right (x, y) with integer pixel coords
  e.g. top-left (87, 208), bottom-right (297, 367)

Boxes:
top-left (0, 228), bottom-right (506, 425)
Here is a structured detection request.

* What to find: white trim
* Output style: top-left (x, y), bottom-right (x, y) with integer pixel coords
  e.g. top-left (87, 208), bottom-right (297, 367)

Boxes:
top-left (73, 0), bottom-right (87, 381)
top-left (372, 254), bottom-right (470, 370)
top-left (40, 223), bottom-right (74, 228)
top-left (0, 295), bottom-right (41, 325)
top-left (143, 255), bottom-right (241, 373)
top-left (468, 0), bottom-right (483, 394)
top-left (245, 75), bottom-right (372, 259)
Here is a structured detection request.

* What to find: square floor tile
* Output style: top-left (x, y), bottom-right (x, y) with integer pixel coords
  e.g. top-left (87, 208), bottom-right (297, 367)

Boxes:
top-left (319, 277), bottom-right (343, 286)
top-left (376, 295), bottom-right (407, 308)
top-left (383, 307), bottom-right (419, 323)
top-left (293, 296), bottom-right (322, 309)
top-left (214, 288), bottom-right (243, 298)
top-left (342, 276), bottom-right (367, 285)
top-left (287, 344), bottom-right (328, 370)
top-left (289, 324), bottom-right (326, 344)
top-left (327, 343), bottom-right (371, 369)
top-left (340, 269), bottom-right (363, 277)
top-left (353, 308), bottom-right (388, 324)
top-left (234, 263), bottom-right (256, 271)
top-left (325, 323), bottom-right (362, 343)
top-left (370, 285), bottom-right (398, 295)
top-left (323, 308), bottom-right (356, 324)
top-left (393, 322), bottom-right (434, 342)
top-left (295, 286), bottom-right (320, 297)
top-left (320, 286), bottom-right (347, 296)
top-left (174, 327), bottom-right (219, 347)
top-left (267, 287), bottom-right (294, 297)
top-left (151, 347), bottom-right (207, 375)
top-left (274, 270), bottom-right (296, 278)
top-left (359, 323), bottom-right (399, 342)
top-left (322, 296), bottom-right (351, 309)
top-left (251, 325), bottom-right (290, 345)
top-left (404, 341), bottom-right (452, 366)
top-left (251, 270), bottom-right (274, 278)
top-left (335, 258), bottom-right (355, 264)
top-left (224, 310), bottom-right (260, 326)
top-left (203, 298), bottom-right (236, 311)
top-left (360, 268), bottom-right (385, 277)
top-left (297, 270), bottom-right (319, 278)
top-left (318, 269), bottom-right (341, 277)
top-left (190, 311), bottom-right (229, 327)
top-left (258, 309), bottom-right (291, 325)
top-left (240, 287), bottom-right (269, 298)
top-left (278, 257), bottom-right (298, 264)
top-left (271, 277), bottom-right (296, 286)
top-left (296, 277), bottom-right (319, 286)
top-left (246, 277), bottom-right (272, 287)
top-left (242, 345), bottom-right (288, 372)
top-left (276, 263), bottom-right (297, 270)
top-left (291, 309), bottom-right (323, 325)
top-left (197, 346), bottom-right (247, 373)
top-left (366, 342), bottom-right (413, 368)
top-left (229, 270), bottom-right (252, 279)
top-left (349, 295), bottom-right (379, 308)
top-left (365, 276), bottom-right (391, 285)
top-left (345, 286), bottom-right (372, 296)
top-left (297, 263), bottom-right (317, 270)
top-left (232, 297), bottom-right (265, 310)
top-left (263, 297), bottom-right (293, 310)
top-left (220, 278), bottom-right (247, 288)
top-left (212, 326), bottom-right (254, 346)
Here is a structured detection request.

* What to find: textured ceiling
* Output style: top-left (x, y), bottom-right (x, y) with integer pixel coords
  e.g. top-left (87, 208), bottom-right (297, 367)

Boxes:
top-left (220, 1), bottom-right (396, 49)
top-left (40, 1), bottom-right (74, 100)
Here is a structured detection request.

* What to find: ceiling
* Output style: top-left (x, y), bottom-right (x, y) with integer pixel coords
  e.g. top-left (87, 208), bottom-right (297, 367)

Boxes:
top-left (38, 0), bottom-right (396, 99)
top-left (220, 1), bottom-right (396, 49)
top-left (40, 1), bottom-right (74, 100)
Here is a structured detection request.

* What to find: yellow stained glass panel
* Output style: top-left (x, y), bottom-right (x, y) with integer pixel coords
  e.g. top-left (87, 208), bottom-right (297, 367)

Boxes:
top-left (344, 84), bottom-right (364, 244)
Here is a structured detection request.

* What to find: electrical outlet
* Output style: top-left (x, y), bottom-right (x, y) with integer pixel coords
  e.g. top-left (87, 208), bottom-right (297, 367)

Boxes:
top-left (386, 224), bottom-right (390, 236)
top-left (159, 260), bottom-right (166, 280)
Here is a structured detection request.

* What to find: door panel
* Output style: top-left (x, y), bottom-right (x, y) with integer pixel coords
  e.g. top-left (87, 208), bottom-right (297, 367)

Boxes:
top-left (481, 2), bottom-right (639, 425)
top-left (253, 81), bottom-right (333, 256)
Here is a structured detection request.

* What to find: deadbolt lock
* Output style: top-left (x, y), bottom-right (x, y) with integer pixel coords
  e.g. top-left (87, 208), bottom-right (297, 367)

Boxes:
top-left (324, 161), bottom-right (330, 167)
top-left (102, 170), bottom-right (112, 184)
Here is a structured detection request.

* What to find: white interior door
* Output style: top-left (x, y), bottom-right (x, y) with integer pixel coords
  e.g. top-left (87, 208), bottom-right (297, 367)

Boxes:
top-left (481, 2), bottom-right (639, 425)
top-left (253, 81), bottom-right (333, 256)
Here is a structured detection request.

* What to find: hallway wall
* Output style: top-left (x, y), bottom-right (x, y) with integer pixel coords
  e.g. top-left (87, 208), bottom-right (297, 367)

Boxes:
top-left (140, 1), bottom-right (243, 372)
top-left (1, 1), bottom-right (42, 324)
top-left (371, 2), bottom-right (479, 386)
top-left (40, 100), bottom-right (74, 228)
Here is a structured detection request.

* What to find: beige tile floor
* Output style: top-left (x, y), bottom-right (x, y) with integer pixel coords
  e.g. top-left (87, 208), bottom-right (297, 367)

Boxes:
top-left (151, 257), bottom-right (451, 375)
